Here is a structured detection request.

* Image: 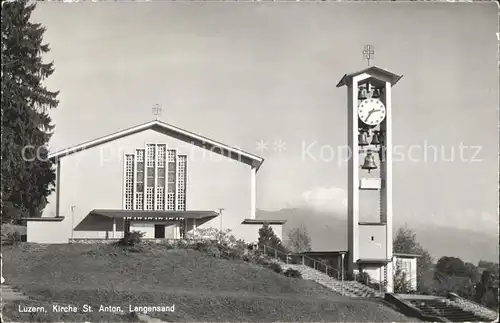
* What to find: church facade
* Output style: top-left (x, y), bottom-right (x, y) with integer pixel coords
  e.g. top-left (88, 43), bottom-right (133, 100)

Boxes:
top-left (25, 120), bottom-right (284, 244)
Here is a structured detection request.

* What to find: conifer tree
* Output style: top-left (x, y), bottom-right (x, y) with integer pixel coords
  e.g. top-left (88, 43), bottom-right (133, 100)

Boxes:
top-left (258, 223), bottom-right (287, 253)
top-left (1, 0), bottom-right (59, 223)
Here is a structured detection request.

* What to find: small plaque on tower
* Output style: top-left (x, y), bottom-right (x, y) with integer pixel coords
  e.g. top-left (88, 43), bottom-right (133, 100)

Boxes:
top-left (359, 178), bottom-right (381, 190)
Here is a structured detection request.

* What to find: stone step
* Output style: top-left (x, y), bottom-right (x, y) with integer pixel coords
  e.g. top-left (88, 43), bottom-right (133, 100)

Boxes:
top-left (1, 284), bottom-right (28, 301)
top-left (277, 260), bottom-right (380, 298)
top-left (2, 291), bottom-right (26, 296)
top-left (2, 293), bottom-right (28, 301)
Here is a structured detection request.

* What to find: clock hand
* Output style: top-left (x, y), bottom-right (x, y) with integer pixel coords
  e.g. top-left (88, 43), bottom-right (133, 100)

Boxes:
top-left (365, 109), bottom-right (381, 122)
top-left (366, 109), bottom-right (376, 121)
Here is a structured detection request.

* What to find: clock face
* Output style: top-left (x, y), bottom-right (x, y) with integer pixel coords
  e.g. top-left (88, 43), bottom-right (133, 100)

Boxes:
top-left (358, 99), bottom-right (386, 126)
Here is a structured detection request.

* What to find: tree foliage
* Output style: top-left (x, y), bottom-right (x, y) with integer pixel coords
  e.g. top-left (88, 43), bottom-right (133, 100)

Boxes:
top-left (393, 260), bottom-right (414, 294)
top-left (475, 269), bottom-right (499, 310)
top-left (435, 256), bottom-right (468, 277)
top-left (286, 225), bottom-right (312, 253)
top-left (1, 0), bottom-right (58, 223)
top-left (393, 226), bottom-right (434, 294)
top-left (258, 223), bottom-right (287, 253)
top-left (393, 226), bottom-right (498, 310)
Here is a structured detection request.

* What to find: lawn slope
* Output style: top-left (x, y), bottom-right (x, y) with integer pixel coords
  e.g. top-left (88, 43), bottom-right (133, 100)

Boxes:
top-left (3, 243), bottom-right (411, 322)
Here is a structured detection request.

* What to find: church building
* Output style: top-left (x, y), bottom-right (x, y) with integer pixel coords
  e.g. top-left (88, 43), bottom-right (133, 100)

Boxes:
top-left (25, 119), bottom-right (285, 244)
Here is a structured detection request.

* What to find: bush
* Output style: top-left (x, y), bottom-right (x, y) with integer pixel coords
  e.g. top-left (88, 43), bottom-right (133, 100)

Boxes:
top-left (219, 240), bottom-right (248, 260)
top-left (1, 224), bottom-right (26, 245)
top-left (284, 268), bottom-right (302, 279)
top-left (357, 271), bottom-right (371, 285)
top-left (345, 271), bottom-right (357, 281)
top-left (125, 246), bottom-right (144, 253)
top-left (183, 228), bottom-right (249, 260)
top-left (241, 252), bottom-right (261, 263)
top-left (2, 231), bottom-right (22, 245)
top-left (190, 241), bottom-right (222, 258)
top-left (117, 231), bottom-right (144, 246)
top-left (266, 262), bottom-right (283, 274)
top-left (256, 256), bottom-right (271, 266)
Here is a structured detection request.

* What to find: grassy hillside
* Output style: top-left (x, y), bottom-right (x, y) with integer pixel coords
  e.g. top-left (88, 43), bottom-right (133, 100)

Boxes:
top-left (2, 243), bottom-right (411, 322)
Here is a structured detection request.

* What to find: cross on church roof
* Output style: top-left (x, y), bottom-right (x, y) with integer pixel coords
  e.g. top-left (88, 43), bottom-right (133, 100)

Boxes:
top-left (363, 45), bottom-right (375, 66)
top-left (152, 104), bottom-right (162, 120)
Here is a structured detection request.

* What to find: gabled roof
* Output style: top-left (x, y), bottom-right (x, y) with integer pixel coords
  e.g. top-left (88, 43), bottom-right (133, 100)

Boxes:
top-left (48, 120), bottom-right (264, 170)
top-left (336, 66), bottom-right (403, 88)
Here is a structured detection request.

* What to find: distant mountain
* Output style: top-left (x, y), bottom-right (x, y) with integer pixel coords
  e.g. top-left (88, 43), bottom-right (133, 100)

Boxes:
top-left (256, 208), bottom-right (498, 264)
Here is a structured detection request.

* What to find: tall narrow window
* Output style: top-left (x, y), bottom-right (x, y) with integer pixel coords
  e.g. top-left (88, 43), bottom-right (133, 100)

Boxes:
top-left (145, 144), bottom-right (155, 210)
top-left (156, 145), bottom-right (166, 210)
top-left (135, 149), bottom-right (145, 210)
top-left (167, 150), bottom-right (177, 210)
top-left (124, 154), bottom-right (134, 210)
top-left (177, 155), bottom-right (187, 210)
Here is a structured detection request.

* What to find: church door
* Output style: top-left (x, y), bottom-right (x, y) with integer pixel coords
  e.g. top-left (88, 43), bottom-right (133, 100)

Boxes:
top-left (154, 225), bottom-right (165, 239)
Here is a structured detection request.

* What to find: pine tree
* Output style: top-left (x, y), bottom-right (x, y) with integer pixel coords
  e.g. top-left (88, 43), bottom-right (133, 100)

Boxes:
top-left (1, 1), bottom-right (59, 223)
top-left (258, 223), bottom-right (287, 253)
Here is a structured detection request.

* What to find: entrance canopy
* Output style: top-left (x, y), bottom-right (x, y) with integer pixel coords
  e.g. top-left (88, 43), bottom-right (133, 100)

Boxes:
top-left (357, 258), bottom-right (393, 265)
top-left (90, 209), bottom-right (219, 221)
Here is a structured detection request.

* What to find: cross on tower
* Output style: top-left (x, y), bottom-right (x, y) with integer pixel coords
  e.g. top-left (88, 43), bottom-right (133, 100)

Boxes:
top-left (363, 45), bottom-right (375, 66)
top-left (152, 104), bottom-right (162, 120)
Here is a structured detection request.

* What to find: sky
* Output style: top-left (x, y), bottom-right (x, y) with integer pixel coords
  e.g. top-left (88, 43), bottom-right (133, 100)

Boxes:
top-left (32, 2), bottom-right (498, 234)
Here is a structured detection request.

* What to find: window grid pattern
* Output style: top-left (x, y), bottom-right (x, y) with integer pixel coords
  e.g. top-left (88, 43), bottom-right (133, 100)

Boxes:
top-left (167, 150), bottom-right (177, 210)
top-left (135, 192), bottom-right (144, 210)
top-left (124, 155), bottom-right (134, 210)
top-left (124, 144), bottom-right (187, 212)
top-left (146, 144), bottom-right (156, 212)
top-left (168, 150), bottom-right (176, 162)
top-left (145, 187), bottom-right (154, 210)
top-left (177, 155), bottom-right (187, 211)
top-left (156, 145), bottom-right (166, 210)
top-left (146, 144), bottom-right (155, 167)
top-left (156, 187), bottom-right (165, 210)
top-left (135, 149), bottom-right (145, 209)
top-left (136, 149), bottom-right (145, 163)
top-left (157, 145), bottom-right (166, 168)
top-left (167, 193), bottom-right (175, 210)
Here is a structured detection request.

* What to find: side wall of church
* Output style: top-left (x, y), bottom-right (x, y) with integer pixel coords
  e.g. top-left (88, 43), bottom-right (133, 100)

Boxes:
top-left (39, 129), bottom-right (259, 243)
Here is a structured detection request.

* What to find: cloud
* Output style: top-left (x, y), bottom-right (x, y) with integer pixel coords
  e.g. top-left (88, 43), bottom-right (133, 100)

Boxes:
top-left (293, 186), bottom-right (347, 213)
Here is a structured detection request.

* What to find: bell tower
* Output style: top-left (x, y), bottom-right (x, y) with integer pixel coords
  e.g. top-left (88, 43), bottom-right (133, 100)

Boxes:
top-left (336, 58), bottom-right (402, 292)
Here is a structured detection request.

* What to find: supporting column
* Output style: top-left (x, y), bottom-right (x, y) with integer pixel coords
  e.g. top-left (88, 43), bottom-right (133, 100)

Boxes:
top-left (347, 79), bottom-right (360, 274)
top-left (56, 159), bottom-right (61, 217)
top-left (175, 222), bottom-right (180, 239)
top-left (173, 149), bottom-right (177, 210)
top-left (1, 255), bottom-right (4, 284)
top-left (133, 151), bottom-right (137, 210)
top-left (384, 81), bottom-right (394, 293)
top-left (143, 145), bottom-right (148, 210)
top-left (250, 166), bottom-right (256, 219)
top-left (122, 155), bottom-right (127, 209)
top-left (112, 217), bottom-right (116, 239)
